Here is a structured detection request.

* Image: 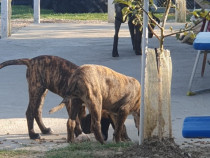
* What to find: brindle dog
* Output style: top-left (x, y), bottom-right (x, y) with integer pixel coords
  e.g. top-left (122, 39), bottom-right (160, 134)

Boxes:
top-left (50, 104), bottom-right (131, 141)
top-left (79, 106), bottom-right (131, 141)
top-left (0, 55), bottom-right (83, 139)
top-left (0, 55), bottom-right (130, 142)
top-left (59, 64), bottom-right (141, 144)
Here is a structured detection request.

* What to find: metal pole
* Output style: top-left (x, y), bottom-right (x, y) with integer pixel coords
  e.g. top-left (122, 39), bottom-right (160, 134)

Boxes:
top-left (139, 0), bottom-right (149, 145)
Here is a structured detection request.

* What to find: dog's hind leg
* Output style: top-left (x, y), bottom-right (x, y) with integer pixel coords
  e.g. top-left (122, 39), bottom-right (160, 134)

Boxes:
top-left (26, 87), bottom-right (47, 139)
top-left (34, 89), bottom-right (53, 135)
top-left (112, 18), bottom-right (121, 57)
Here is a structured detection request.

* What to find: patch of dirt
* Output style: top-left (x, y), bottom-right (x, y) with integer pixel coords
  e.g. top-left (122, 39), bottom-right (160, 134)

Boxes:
top-left (108, 138), bottom-right (210, 158)
top-left (10, 19), bottom-right (33, 34)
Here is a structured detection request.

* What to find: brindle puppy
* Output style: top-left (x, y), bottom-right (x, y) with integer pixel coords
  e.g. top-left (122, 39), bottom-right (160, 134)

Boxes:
top-left (79, 106), bottom-right (131, 141)
top-left (50, 104), bottom-right (131, 141)
top-left (0, 55), bottom-right (83, 139)
top-left (59, 64), bottom-right (141, 144)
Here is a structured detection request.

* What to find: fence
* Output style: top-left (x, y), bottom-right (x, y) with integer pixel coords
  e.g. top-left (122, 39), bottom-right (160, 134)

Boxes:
top-left (11, 0), bottom-right (31, 5)
top-left (154, 0), bottom-right (200, 10)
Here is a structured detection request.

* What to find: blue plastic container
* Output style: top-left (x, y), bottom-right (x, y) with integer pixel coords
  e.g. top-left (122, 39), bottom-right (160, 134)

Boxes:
top-left (182, 116), bottom-right (210, 138)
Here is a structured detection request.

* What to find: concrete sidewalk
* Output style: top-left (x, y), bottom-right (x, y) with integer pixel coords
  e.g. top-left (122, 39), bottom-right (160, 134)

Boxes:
top-left (0, 22), bottom-right (210, 150)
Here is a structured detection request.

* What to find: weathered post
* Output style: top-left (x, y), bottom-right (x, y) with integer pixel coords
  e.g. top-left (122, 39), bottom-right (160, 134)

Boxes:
top-left (175, 0), bottom-right (186, 23)
top-left (1, 0), bottom-right (12, 38)
top-left (108, 0), bottom-right (115, 23)
top-left (34, 0), bottom-right (40, 24)
top-left (144, 48), bottom-right (172, 139)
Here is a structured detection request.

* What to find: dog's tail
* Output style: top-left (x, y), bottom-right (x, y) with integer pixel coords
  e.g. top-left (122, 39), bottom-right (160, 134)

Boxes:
top-left (49, 98), bottom-right (67, 114)
top-left (49, 103), bottom-right (65, 114)
top-left (0, 58), bottom-right (30, 69)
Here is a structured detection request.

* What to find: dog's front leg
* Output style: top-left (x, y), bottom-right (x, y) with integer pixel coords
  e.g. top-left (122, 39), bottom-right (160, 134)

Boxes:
top-left (67, 118), bottom-right (76, 142)
top-left (75, 116), bottom-right (83, 137)
top-left (109, 114), bottom-right (131, 142)
top-left (65, 98), bottom-right (82, 138)
top-left (113, 107), bottom-right (129, 143)
top-left (90, 104), bottom-right (104, 144)
top-left (66, 98), bottom-right (83, 142)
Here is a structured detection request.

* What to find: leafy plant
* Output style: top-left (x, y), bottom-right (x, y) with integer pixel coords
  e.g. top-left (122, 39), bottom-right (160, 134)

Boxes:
top-left (113, 0), bottom-right (173, 52)
top-left (113, 0), bottom-right (210, 53)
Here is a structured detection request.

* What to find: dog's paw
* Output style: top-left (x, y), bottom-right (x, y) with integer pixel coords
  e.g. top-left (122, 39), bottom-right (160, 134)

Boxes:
top-left (42, 128), bottom-right (54, 135)
top-left (30, 133), bottom-right (41, 140)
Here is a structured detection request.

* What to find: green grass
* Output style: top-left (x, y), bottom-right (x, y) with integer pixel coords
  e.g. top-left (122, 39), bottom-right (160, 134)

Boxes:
top-left (0, 150), bottom-right (40, 158)
top-left (44, 141), bottom-right (133, 158)
top-left (154, 12), bottom-right (192, 22)
top-left (154, 13), bottom-right (175, 21)
top-left (11, 5), bottom-right (33, 19)
top-left (41, 12), bottom-right (108, 21)
top-left (1, 5), bottom-right (192, 22)
top-left (0, 142), bottom-right (133, 158)
top-left (10, 5), bottom-right (108, 21)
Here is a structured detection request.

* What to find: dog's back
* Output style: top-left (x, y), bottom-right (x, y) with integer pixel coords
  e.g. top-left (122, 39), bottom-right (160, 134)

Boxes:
top-left (67, 64), bottom-right (141, 113)
top-left (26, 56), bottom-right (78, 96)
top-left (0, 55), bottom-right (79, 97)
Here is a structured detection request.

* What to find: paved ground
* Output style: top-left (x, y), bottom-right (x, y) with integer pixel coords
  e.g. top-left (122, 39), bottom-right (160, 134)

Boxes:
top-left (0, 21), bottom-right (210, 150)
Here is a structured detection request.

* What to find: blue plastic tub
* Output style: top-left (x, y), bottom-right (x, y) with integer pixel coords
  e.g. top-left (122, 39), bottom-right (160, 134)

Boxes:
top-left (182, 116), bottom-right (210, 138)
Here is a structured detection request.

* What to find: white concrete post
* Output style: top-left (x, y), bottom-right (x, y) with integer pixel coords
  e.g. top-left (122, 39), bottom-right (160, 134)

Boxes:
top-left (8, 0), bottom-right (12, 37)
top-left (34, 0), bottom-right (40, 24)
top-left (1, 0), bottom-right (9, 38)
top-left (175, 0), bottom-right (186, 23)
top-left (108, 0), bottom-right (115, 23)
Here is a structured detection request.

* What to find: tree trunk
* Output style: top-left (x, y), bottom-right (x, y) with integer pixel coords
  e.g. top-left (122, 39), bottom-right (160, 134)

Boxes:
top-left (144, 48), bottom-right (172, 139)
top-left (175, 0), bottom-right (186, 23)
